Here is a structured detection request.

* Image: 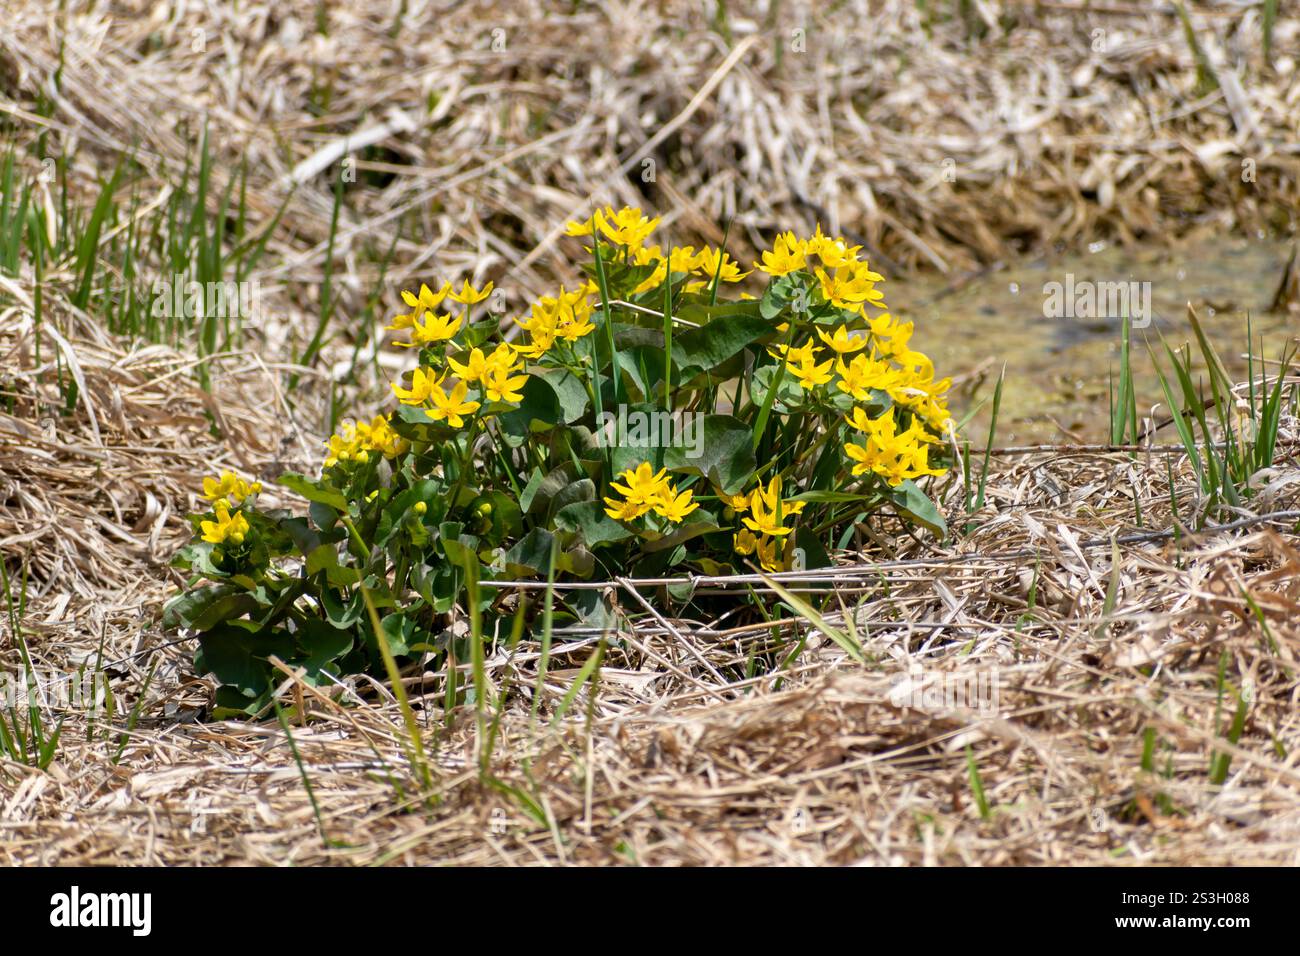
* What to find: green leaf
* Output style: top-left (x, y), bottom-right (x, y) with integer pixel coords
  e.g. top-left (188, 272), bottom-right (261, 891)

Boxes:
top-left (789, 490), bottom-right (873, 504)
top-left (439, 523), bottom-right (480, 569)
top-left (750, 362), bottom-right (803, 412)
top-left (297, 620), bottom-right (354, 681)
top-left (518, 466), bottom-right (546, 514)
top-left (305, 542), bottom-right (361, 586)
top-left (759, 275), bottom-right (800, 319)
top-left (523, 464), bottom-right (581, 517)
top-left (671, 312), bottom-right (771, 377)
top-left (533, 367), bottom-right (590, 423)
top-left (162, 583), bottom-right (261, 632)
top-left (501, 527), bottom-right (557, 577)
top-left (640, 513), bottom-right (722, 552)
top-left (194, 625), bottom-right (293, 697)
top-left (499, 374), bottom-right (563, 444)
top-left (888, 479), bottom-right (948, 538)
top-left (322, 587), bottom-right (364, 629)
top-left (792, 526), bottom-right (832, 570)
top-left (553, 500), bottom-right (633, 547)
top-left (549, 477), bottom-right (595, 518)
top-left (277, 473), bottom-right (348, 512)
top-left (502, 528), bottom-right (593, 578)
top-left (662, 414), bottom-right (757, 494)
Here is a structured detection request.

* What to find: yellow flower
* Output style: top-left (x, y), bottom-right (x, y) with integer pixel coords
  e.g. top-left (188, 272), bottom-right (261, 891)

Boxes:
top-left (630, 245), bottom-right (669, 295)
top-left (653, 487), bottom-right (699, 524)
top-left (844, 409), bottom-right (945, 485)
top-left (718, 489), bottom-right (751, 514)
top-left (734, 528), bottom-right (787, 571)
top-left (514, 325), bottom-right (557, 359)
top-left (790, 355), bottom-right (834, 390)
top-left (388, 282), bottom-right (451, 330)
top-left (425, 380), bottom-right (480, 428)
top-left (754, 534), bottom-right (787, 573)
top-left (391, 366), bottom-right (444, 405)
top-left (603, 498), bottom-right (645, 522)
top-left (447, 343), bottom-right (517, 383)
top-left (356, 416), bottom-right (408, 459)
top-left (897, 370), bottom-right (954, 432)
top-left (518, 286), bottom-right (595, 344)
top-left (692, 247), bottom-right (751, 286)
top-left (604, 461), bottom-right (674, 521)
top-left (201, 470), bottom-right (260, 505)
top-left (667, 246), bottom-right (701, 273)
top-left (567, 206), bottom-right (661, 250)
top-left (755, 232), bottom-right (807, 276)
top-left (395, 311), bottom-right (462, 348)
top-left (815, 262), bottom-right (886, 312)
top-left (742, 482), bottom-right (803, 537)
top-left (448, 279), bottom-right (494, 305)
top-left (483, 366), bottom-right (529, 403)
top-left (768, 339), bottom-right (822, 367)
top-left (629, 245), bottom-right (701, 295)
top-left (324, 428), bottom-right (360, 467)
top-left (805, 225), bottom-right (862, 269)
top-left (597, 206), bottom-right (661, 249)
top-left (867, 313), bottom-right (913, 357)
top-left (324, 416), bottom-right (408, 467)
top-left (555, 299), bottom-right (596, 342)
top-left (835, 353), bottom-right (902, 402)
top-left (200, 499), bottom-right (250, 546)
top-left (816, 325), bottom-right (869, 354)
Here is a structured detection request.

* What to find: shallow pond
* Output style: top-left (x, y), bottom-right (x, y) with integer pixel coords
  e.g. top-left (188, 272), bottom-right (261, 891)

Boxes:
top-left (889, 237), bottom-right (1298, 444)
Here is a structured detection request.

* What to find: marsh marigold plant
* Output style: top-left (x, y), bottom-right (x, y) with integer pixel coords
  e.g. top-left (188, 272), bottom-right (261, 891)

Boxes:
top-left (167, 207), bottom-right (954, 716)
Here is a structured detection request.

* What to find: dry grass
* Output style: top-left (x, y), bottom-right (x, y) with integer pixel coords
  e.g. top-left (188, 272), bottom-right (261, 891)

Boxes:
top-left (4, 331), bottom-right (1299, 864)
top-left (3, 0), bottom-right (1297, 409)
top-left (2, 0), bottom-right (1300, 865)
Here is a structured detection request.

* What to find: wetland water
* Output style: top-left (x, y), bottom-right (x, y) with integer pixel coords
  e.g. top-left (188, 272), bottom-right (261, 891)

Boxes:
top-left (889, 238), bottom-right (1298, 443)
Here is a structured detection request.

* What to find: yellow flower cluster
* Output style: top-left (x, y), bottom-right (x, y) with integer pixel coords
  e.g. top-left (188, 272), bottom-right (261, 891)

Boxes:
top-left (381, 272), bottom-right (535, 439)
top-left (201, 470), bottom-right (262, 506)
top-left (565, 205), bottom-right (661, 249)
top-left (842, 406), bottom-right (945, 487)
top-left (768, 340), bottom-right (834, 391)
top-left (747, 226), bottom-right (953, 476)
top-left (324, 416), bottom-right (409, 468)
top-left (200, 498), bottom-right (250, 546)
top-left (514, 284), bottom-right (597, 358)
top-left (734, 529), bottom-right (796, 574)
top-left (565, 205), bottom-right (748, 301)
top-left (755, 225), bottom-right (883, 304)
top-left (388, 280), bottom-right (493, 349)
top-left (603, 462), bottom-right (699, 524)
top-left (628, 244), bottom-right (751, 296)
top-left (728, 476), bottom-right (808, 572)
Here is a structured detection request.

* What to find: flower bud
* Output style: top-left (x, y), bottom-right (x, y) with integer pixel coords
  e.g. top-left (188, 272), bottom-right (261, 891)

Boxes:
top-left (356, 450), bottom-right (370, 464)
top-left (414, 501), bottom-right (428, 515)
top-left (229, 532), bottom-right (244, 545)
top-left (476, 501), bottom-right (493, 516)
top-left (251, 482), bottom-right (263, 494)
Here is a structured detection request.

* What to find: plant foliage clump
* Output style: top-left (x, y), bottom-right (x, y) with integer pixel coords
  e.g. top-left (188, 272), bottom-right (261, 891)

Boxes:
top-left (164, 208), bottom-right (956, 716)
